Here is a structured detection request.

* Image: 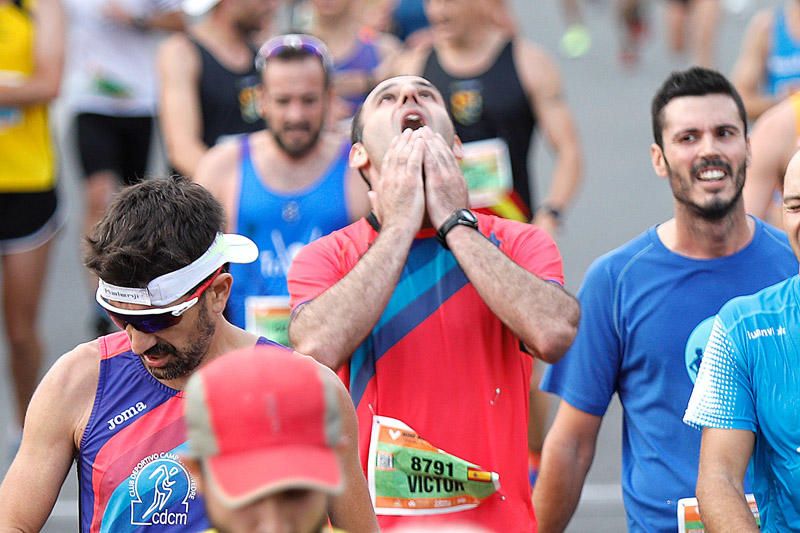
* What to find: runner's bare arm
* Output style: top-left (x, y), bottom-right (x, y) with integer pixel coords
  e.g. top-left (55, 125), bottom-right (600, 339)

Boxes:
top-left (158, 34), bottom-right (207, 178)
top-left (731, 10), bottom-right (775, 121)
top-left (445, 224), bottom-right (578, 361)
top-left (0, 0), bottom-right (64, 107)
top-left (326, 369), bottom-right (379, 532)
top-left (533, 401), bottom-right (601, 533)
top-left (744, 103), bottom-right (797, 219)
top-left (194, 140), bottom-right (242, 232)
top-left (102, 2), bottom-right (185, 32)
top-left (516, 40), bottom-right (582, 233)
top-left (422, 127), bottom-right (579, 362)
top-left (289, 129), bottom-right (427, 369)
top-left (0, 343), bottom-right (100, 531)
top-left (695, 428), bottom-right (758, 532)
top-left (386, 45), bottom-right (429, 77)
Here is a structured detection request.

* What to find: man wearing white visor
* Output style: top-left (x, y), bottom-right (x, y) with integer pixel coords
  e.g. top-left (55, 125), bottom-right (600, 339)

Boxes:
top-left (0, 177), bottom-right (377, 532)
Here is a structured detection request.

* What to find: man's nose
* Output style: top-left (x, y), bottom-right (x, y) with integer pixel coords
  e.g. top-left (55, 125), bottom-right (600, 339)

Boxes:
top-left (697, 132), bottom-right (720, 157)
top-left (399, 85), bottom-right (420, 105)
top-left (126, 325), bottom-right (158, 355)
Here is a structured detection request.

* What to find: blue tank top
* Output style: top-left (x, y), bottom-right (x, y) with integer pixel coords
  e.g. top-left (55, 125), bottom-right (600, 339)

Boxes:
top-left (767, 5), bottom-right (800, 96)
top-left (228, 136), bottom-right (351, 328)
top-left (333, 32), bottom-right (382, 112)
top-left (78, 332), bottom-right (279, 532)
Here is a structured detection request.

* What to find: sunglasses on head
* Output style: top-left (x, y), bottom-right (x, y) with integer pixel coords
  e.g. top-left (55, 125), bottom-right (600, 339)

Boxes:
top-left (102, 267), bottom-right (223, 334)
top-left (255, 34), bottom-right (332, 72)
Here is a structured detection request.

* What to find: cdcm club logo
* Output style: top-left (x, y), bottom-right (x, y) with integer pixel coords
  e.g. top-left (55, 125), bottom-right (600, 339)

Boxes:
top-left (129, 452), bottom-right (196, 526)
top-left (685, 316), bottom-right (715, 384)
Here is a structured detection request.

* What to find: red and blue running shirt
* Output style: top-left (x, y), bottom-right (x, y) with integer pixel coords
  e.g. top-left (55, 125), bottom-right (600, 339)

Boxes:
top-left (78, 332), bottom-right (279, 532)
top-left (288, 213), bottom-right (564, 532)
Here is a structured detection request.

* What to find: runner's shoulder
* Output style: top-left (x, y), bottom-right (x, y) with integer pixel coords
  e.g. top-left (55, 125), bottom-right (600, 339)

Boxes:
top-left (40, 340), bottom-right (101, 408)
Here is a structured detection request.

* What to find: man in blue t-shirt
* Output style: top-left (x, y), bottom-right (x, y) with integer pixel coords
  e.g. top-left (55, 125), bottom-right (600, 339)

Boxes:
top-left (684, 151), bottom-right (800, 532)
top-left (533, 67), bottom-right (799, 533)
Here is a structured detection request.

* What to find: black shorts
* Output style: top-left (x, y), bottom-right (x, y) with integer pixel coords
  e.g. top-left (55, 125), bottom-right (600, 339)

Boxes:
top-left (76, 113), bottom-right (153, 186)
top-left (0, 189), bottom-right (62, 254)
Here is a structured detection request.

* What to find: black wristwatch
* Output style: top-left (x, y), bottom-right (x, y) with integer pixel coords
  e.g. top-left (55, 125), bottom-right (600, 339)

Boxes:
top-left (436, 208), bottom-right (479, 249)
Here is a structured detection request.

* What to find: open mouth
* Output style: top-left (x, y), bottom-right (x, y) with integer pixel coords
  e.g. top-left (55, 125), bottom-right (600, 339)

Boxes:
top-left (401, 112), bottom-right (426, 131)
top-left (696, 168), bottom-right (728, 182)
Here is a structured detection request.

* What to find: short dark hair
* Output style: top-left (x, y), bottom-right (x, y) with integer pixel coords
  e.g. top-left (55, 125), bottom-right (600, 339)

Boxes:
top-left (651, 67), bottom-right (747, 149)
top-left (85, 177), bottom-right (226, 288)
top-left (351, 104), bottom-right (364, 144)
top-left (260, 46), bottom-right (332, 88)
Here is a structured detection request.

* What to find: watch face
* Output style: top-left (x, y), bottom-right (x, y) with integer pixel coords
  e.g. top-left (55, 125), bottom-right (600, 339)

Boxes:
top-left (462, 209), bottom-right (478, 223)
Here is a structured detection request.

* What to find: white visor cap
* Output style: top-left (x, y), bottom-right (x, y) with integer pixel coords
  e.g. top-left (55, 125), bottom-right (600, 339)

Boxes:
top-left (97, 233), bottom-right (258, 307)
top-left (182, 0), bottom-right (221, 16)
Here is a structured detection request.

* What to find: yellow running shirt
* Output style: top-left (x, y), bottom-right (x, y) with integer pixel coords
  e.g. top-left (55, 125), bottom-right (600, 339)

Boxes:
top-left (0, 0), bottom-right (55, 192)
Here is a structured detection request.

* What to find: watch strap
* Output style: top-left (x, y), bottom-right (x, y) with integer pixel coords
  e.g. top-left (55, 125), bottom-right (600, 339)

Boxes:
top-left (436, 209), bottom-right (479, 249)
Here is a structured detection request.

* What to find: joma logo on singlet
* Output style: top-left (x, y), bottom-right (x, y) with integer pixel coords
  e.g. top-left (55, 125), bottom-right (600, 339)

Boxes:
top-left (107, 402), bottom-right (147, 431)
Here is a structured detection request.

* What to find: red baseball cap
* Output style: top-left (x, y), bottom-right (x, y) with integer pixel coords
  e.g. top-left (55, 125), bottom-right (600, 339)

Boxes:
top-left (184, 345), bottom-right (343, 508)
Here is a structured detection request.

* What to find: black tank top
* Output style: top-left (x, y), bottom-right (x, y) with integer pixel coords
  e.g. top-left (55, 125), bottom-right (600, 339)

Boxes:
top-left (192, 39), bottom-right (264, 148)
top-left (423, 41), bottom-right (537, 212)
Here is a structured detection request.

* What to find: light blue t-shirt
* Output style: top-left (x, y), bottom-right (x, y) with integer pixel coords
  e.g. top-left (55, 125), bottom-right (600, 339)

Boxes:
top-left (541, 219), bottom-right (797, 533)
top-left (685, 275), bottom-right (800, 532)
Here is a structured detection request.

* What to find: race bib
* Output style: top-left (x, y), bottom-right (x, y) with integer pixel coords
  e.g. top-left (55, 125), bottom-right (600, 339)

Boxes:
top-left (367, 415), bottom-right (500, 516)
top-left (244, 296), bottom-right (291, 347)
top-left (459, 138), bottom-right (513, 209)
top-left (677, 494), bottom-right (760, 532)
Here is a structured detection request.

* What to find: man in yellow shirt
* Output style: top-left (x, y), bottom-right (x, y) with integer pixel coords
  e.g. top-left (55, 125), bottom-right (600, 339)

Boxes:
top-left (0, 0), bottom-right (64, 445)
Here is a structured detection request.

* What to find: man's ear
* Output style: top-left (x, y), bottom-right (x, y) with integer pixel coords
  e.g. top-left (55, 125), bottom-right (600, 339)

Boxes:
top-left (209, 273), bottom-right (233, 314)
top-left (349, 142), bottom-right (369, 170)
top-left (650, 143), bottom-right (668, 178)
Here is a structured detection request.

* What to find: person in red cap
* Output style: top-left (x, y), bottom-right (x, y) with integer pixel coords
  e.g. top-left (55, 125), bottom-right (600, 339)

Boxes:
top-left (183, 345), bottom-right (355, 533)
top-left (0, 177), bottom-right (377, 532)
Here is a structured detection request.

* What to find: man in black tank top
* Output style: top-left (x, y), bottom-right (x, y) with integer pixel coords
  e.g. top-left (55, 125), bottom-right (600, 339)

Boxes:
top-left (392, 0), bottom-right (582, 236)
top-left (158, 0), bottom-right (277, 178)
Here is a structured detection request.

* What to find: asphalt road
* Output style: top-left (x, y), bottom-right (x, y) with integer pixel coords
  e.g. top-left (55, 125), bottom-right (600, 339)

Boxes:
top-left (0, 0), bottom-right (775, 530)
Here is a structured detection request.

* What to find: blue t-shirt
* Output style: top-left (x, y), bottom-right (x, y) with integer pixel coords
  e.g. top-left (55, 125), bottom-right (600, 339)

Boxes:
top-left (541, 219), bottom-right (798, 533)
top-left (685, 275), bottom-right (800, 532)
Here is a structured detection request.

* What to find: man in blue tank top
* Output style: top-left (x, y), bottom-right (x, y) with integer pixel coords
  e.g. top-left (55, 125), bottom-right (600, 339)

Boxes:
top-left (195, 34), bottom-right (370, 344)
top-left (733, 1), bottom-right (800, 120)
top-left (0, 178), bottom-right (377, 533)
top-left (534, 68), bottom-right (799, 533)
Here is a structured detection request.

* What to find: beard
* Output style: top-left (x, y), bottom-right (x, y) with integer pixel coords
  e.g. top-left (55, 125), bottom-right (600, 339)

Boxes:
top-left (668, 156), bottom-right (746, 221)
top-left (141, 299), bottom-right (216, 381)
top-left (272, 124), bottom-right (322, 159)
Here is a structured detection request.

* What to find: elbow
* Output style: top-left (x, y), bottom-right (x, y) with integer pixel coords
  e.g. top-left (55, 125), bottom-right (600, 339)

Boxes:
top-left (42, 83), bottom-right (61, 102)
top-left (290, 333), bottom-right (344, 371)
top-left (533, 307), bottom-right (580, 364)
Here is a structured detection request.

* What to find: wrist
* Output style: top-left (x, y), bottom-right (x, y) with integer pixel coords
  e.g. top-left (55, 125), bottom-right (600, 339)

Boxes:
top-left (436, 208), bottom-right (479, 249)
top-left (537, 203), bottom-right (563, 224)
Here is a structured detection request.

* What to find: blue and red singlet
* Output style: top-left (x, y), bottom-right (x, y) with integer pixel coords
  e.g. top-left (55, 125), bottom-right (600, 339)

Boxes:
top-left (78, 332), bottom-right (278, 532)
